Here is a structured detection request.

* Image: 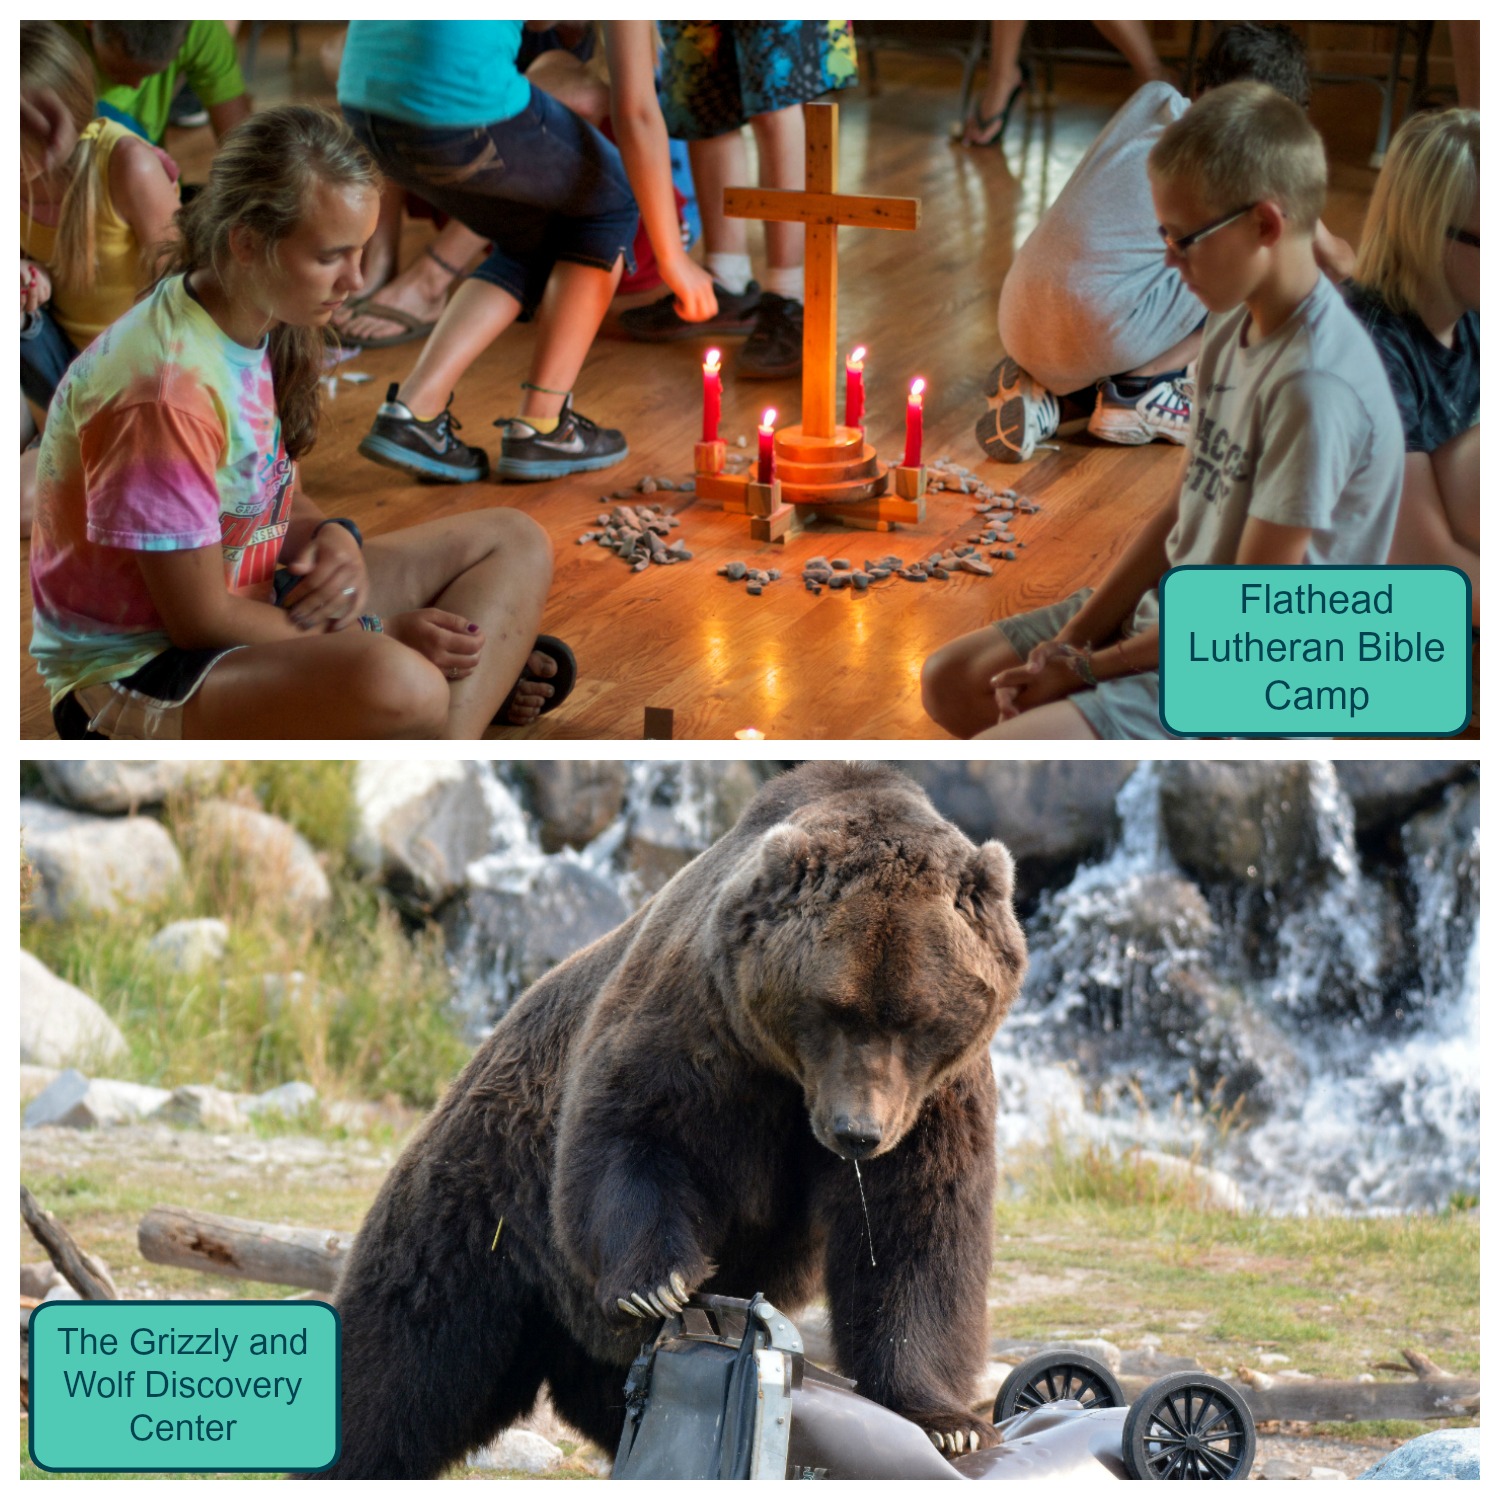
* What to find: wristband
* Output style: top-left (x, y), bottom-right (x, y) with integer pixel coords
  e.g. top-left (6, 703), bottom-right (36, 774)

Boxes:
top-left (358, 614), bottom-right (383, 633)
top-left (1066, 647), bottom-right (1099, 687)
top-left (314, 517), bottom-right (363, 549)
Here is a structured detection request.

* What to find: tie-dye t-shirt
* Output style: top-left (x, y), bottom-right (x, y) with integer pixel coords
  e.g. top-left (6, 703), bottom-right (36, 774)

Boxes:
top-left (29, 274), bottom-right (295, 706)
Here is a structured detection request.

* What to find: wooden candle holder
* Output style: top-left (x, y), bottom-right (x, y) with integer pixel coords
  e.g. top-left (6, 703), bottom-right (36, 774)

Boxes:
top-left (694, 439), bottom-right (727, 475)
top-left (746, 478), bottom-right (782, 517)
top-left (893, 464), bottom-right (927, 500)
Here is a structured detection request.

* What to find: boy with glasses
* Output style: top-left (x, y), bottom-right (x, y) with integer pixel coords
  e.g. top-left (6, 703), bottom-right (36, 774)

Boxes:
top-left (981, 23), bottom-right (1354, 463)
top-left (924, 82), bottom-right (1403, 739)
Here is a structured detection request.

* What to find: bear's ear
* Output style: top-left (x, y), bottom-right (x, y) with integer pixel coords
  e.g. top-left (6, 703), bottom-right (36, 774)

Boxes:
top-left (957, 840), bottom-right (1015, 920)
top-left (758, 822), bottom-right (815, 891)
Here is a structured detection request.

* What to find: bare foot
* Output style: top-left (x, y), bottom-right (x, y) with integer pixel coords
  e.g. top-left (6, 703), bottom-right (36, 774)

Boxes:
top-left (502, 648), bottom-right (558, 726)
top-left (340, 255), bottom-right (455, 344)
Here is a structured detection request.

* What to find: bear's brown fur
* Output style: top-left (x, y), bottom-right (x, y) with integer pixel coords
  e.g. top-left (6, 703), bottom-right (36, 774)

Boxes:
top-left (314, 763), bottom-right (1026, 1478)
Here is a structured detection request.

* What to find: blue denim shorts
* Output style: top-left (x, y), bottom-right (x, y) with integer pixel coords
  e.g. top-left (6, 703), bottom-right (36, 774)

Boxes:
top-left (343, 88), bottom-right (638, 317)
top-left (20, 306), bottom-right (77, 411)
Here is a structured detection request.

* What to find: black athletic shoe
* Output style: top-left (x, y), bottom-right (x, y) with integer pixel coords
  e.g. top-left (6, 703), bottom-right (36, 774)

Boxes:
top-left (358, 384), bottom-right (490, 482)
top-left (496, 395), bottom-right (627, 481)
top-left (618, 280), bottom-right (762, 342)
top-left (168, 84), bottom-right (210, 129)
top-left (736, 293), bottom-right (803, 378)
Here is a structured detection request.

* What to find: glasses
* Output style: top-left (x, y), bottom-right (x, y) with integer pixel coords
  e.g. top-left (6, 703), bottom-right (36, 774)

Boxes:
top-left (1446, 227), bottom-right (1480, 249)
top-left (1158, 204), bottom-right (1256, 257)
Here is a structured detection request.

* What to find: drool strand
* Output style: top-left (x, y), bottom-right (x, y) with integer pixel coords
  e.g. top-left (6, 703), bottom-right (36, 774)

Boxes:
top-left (852, 1161), bottom-right (877, 1267)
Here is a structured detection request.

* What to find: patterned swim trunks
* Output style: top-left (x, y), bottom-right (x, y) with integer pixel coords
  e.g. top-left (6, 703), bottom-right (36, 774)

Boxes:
top-left (659, 21), bottom-right (859, 141)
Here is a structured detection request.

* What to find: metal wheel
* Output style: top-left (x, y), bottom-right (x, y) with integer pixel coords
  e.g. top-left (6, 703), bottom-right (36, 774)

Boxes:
top-left (992, 1350), bottom-right (1126, 1422)
top-left (1122, 1372), bottom-right (1256, 1480)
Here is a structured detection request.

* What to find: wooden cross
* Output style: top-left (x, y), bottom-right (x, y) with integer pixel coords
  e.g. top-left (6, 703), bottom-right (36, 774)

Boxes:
top-left (723, 102), bottom-right (919, 440)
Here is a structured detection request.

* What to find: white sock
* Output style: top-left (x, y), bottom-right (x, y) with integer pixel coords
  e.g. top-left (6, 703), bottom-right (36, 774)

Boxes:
top-left (703, 253), bottom-right (752, 295)
top-left (762, 264), bottom-right (804, 302)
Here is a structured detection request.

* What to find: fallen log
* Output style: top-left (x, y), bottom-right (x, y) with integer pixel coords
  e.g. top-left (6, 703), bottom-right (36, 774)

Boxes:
top-left (19, 1185), bottom-right (117, 1300)
top-left (1120, 1374), bottom-right (1479, 1424)
top-left (138, 1206), bottom-right (351, 1293)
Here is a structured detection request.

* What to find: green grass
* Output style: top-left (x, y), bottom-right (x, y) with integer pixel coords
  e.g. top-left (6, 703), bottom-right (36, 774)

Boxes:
top-left (22, 762), bottom-right (468, 1109)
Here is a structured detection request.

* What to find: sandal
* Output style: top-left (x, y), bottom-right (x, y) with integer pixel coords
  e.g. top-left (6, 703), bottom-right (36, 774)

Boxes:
top-left (493, 634), bottom-right (578, 725)
top-left (336, 298), bottom-right (438, 349)
top-left (963, 61), bottom-right (1030, 148)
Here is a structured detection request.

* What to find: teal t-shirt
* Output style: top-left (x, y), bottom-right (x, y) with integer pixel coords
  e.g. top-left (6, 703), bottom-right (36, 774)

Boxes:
top-left (338, 22), bottom-right (529, 128)
top-left (64, 20), bottom-right (245, 145)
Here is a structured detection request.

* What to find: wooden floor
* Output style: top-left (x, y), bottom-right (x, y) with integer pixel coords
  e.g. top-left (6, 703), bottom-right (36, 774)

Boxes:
top-left (20, 27), bottom-right (1392, 741)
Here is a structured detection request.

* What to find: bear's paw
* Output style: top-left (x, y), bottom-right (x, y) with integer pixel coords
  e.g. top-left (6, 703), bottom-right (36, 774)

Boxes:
top-left (914, 1413), bottom-right (1000, 1455)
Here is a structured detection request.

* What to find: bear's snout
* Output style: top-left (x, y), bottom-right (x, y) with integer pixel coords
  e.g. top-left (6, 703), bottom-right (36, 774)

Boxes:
top-left (831, 1114), bottom-right (884, 1159)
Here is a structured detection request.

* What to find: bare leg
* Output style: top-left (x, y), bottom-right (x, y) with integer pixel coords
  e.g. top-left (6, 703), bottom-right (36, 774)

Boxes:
top-left (526, 49), bottom-right (610, 125)
top-left (1091, 20), bottom-right (1170, 85)
top-left (20, 444), bottom-right (38, 538)
top-left (968, 19), bottom-right (1028, 139)
top-left (363, 507), bottom-right (556, 737)
top-left (747, 105), bottom-right (805, 272)
top-left (519, 257), bottom-right (623, 423)
top-left (688, 130), bottom-right (751, 258)
top-left (921, 624), bottom-right (1023, 737)
top-left (332, 179), bottom-right (404, 326)
top-left (1391, 436), bottom-right (1480, 624)
top-left (1123, 328), bottom-right (1203, 380)
top-left (1433, 424), bottom-right (1479, 552)
top-left (974, 698), bottom-right (1101, 739)
top-left (397, 279), bottom-right (526, 419)
top-left (340, 220), bottom-right (488, 344)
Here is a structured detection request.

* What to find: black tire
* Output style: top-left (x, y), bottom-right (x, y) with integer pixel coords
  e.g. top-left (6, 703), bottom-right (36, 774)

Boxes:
top-left (992, 1350), bottom-right (1126, 1422)
top-left (1122, 1373), bottom-right (1256, 1480)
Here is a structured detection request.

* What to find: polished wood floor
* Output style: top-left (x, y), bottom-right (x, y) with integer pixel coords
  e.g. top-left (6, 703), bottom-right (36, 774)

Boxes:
top-left (19, 27), bottom-right (1392, 741)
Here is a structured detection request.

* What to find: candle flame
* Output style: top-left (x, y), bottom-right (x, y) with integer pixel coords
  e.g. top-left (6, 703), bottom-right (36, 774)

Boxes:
top-left (760, 408), bottom-right (777, 429)
top-left (704, 348), bottom-right (721, 372)
top-left (735, 727), bottom-right (766, 741)
top-left (848, 345), bottom-right (866, 367)
top-left (909, 377), bottom-right (926, 399)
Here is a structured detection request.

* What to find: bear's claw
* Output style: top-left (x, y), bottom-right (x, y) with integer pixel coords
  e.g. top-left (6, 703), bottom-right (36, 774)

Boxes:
top-left (928, 1428), bottom-right (982, 1454)
top-left (616, 1278), bottom-right (690, 1320)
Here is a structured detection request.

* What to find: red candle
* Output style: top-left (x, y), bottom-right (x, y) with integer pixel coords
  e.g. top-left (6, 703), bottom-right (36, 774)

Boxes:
top-left (701, 348), bottom-right (722, 442)
top-left (902, 378), bottom-right (925, 468)
top-left (757, 407), bottom-right (777, 484)
top-left (845, 345), bottom-right (866, 430)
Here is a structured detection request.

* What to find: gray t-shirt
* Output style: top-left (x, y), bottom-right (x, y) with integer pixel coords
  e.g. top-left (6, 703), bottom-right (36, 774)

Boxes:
top-left (998, 82), bottom-right (1203, 393)
top-left (1133, 274), bottom-right (1404, 634)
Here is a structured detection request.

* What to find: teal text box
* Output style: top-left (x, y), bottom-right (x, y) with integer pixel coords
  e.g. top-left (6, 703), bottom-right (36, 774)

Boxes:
top-left (1159, 566), bottom-right (1471, 737)
top-left (29, 1300), bottom-right (339, 1473)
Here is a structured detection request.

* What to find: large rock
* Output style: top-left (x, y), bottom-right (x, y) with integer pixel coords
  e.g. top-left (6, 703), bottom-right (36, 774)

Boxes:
top-left (1158, 762), bottom-right (1321, 887)
top-left (903, 762), bottom-right (1135, 884)
top-left (514, 762), bottom-right (630, 853)
top-left (445, 863), bottom-right (633, 1030)
top-left (1334, 761), bottom-right (1473, 836)
top-left (146, 918), bottom-right (230, 974)
top-left (152, 1084), bottom-right (248, 1131)
top-left (20, 950), bottom-right (127, 1069)
top-left (38, 760), bottom-right (219, 813)
top-left (243, 1081), bottom-right (318, 1120)
top-left (181, 800), bottom-right (331, 916)
top-left (21, 799), bottom-right (183, 920)
top-left (350, 761), bottom-right (494, 908)
top-left (467, 1429), bottom-right (563, 1474)
top-left (1357, 1427), bottom-right (1479, 1480)
top-left (23, 1069), bottom-right (171, 1129)
top-left (623, 762), bottom-right (760, 895)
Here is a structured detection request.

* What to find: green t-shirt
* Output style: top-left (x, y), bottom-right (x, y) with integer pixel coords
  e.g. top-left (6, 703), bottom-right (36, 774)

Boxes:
top-left (63, 20), bottom-right (246, 145)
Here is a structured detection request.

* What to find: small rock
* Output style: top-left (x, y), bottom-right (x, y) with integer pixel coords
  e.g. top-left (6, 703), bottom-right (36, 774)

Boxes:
top-left (853, 573), bottom-right (870, 589)
top-left (768, 569), bottom-right (780, 581)
top-left (632, 557), bottom-right (649, 572)
top-left (931, 566), bottom-right (950, 580)
top-left (831, 559), bottom-right (851, 571)
top-left (679, 480), bottom-right (695, 492)
top-left (726, 561), bottom-right (747, 580)
top-left (467, 1429), bottom-right (564, 1475)
top-left (830, 575), bottom-right (848, 589)
top-left (1308, 1467), bottom-right (1348, 1481)
top-left (747, 583), bottom-right (762, 596)
top-left (958, 557), bottom-right (994, 577)
top-left (1261, 1459), bottom-right (1301, 1480)
top-left (639, 477), bottom-right (658, 493)
top-left (675, 549), bottom-right (693, 561)
top-left (145, 917), bottom-right (230, 974)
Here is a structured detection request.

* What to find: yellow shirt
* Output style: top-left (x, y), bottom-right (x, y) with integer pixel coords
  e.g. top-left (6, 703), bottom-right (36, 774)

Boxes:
top-left (20, 118), bottom-right (173, 349)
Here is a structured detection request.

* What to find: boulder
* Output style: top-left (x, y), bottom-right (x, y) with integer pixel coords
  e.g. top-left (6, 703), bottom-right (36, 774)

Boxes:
top-left (1334, 761), bottom-right (1473, 836)
top-left (38, 760), bottom-right (219, 813)
top-left (23, 1069), bottom-right (171, 1129)
top-left (514, 762), bottom-right (630, 852)
top-left (623, 762), bottom-right (761, 895)
top-left (349, 761), bottom-right (494, 908)
top-left (1158, 762), bottom-right (1321, 888)
top-left (445, 863), bottom-right (633, 1029)
top-left (152, 1085), bottom-right (248, 1131)
top-left (181, 800), bottom-right (331, 916)
top-left (20, 950), bottom-right (127, 1069)
top-left (1132, 1150), bottom-right (1246, 1213)
top-left (903, 762), bottom-right (1135, 885)
top-left (21, 799), bottom-right (183, 920)
top-left (1357, 1427), bottom-right (1480, 1480)
top-left (256, 972), bottom-right (340, 1020)
top-left (467, 1429), bottom-right (563, 1474)
top-left (244, 1081), bottom-right (318, 1120)
top-left (145, 918), bottom-right (230, 974)
top-left (20, 1262), bottom-right (64, 1299)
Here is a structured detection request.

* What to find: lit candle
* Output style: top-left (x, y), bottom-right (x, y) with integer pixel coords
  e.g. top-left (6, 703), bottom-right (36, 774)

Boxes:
top-left (757, 407), bottom-right (777, 484)
top-left (701, 348), bottom-right (722, 443)
top-left (845, 345), bottom-right (866, 430)
top-left (735, 727), bottom-right (765, 741)
top-left (902, 378), bottom-right (926, 468)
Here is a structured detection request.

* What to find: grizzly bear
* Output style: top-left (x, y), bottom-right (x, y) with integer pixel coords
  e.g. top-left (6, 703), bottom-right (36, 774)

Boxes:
top-left (314, 763), bottom-right (1026, 1478)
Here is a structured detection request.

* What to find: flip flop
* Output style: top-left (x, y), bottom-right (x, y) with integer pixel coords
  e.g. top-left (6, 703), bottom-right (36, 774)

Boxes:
top-left (493, 634), bottom-right (578, 725)
top-left (337, 298), bottom-right (438, 349)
